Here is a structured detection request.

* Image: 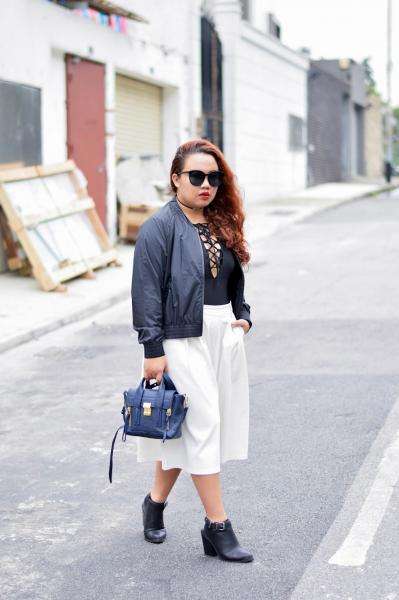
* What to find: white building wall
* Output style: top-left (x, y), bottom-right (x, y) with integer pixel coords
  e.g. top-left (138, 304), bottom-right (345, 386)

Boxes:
top-left (212, 0), bottom-right (308, 204)
top-left (0, 0), bottom-right (202, 240)
top-left (237, 24), bottom-right (308, 201)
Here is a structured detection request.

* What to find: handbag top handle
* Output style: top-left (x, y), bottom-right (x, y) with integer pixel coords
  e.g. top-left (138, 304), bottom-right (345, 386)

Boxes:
top-left (139, 372), bottom-right (176, 391)
top-left (132, 372), bottom-right (177, 411)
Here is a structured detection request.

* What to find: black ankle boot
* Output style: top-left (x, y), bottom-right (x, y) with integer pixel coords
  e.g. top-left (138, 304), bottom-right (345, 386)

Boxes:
top-left (201, 516), bottom-right (254, 562)
top-left (142, 492), bottom-right (168, 543)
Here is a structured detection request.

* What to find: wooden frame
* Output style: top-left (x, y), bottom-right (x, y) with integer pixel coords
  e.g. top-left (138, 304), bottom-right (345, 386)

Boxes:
top-left (119, 204), bottom-right (160, 241)
top-left (0, 161), bottom-right (26, 270)
top-left (0, 160), bottom-right (119, 291)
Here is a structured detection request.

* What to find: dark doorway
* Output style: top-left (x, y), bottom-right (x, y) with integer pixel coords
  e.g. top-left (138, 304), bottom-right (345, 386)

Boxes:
top-left (201, 16), bottom-right (223, 151)
top-left (355, 104), bottom-right (364, 176)
top-left (0, 79), bottom-right (41, 166)
top-left (66, 56), bottom-right (107, 226)
top-left (341, 93), bottom-right (350, 180)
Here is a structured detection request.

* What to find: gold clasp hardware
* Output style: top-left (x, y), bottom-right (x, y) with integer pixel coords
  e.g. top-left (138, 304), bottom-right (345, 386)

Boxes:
top-left (142, 402), bottom-right (152, 416)
top-left (166, 408), bottom-right (172, 416)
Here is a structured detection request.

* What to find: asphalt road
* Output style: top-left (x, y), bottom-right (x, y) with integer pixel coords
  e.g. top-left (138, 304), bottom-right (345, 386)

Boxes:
top-left (1, 189), bottom-right (398, 600)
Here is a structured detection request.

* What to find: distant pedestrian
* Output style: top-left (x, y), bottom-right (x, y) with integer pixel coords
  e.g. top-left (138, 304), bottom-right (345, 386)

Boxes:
top-left (384, 160), bottom-right (393, 183)
top-left (131, 138), bottom-right (254, 562)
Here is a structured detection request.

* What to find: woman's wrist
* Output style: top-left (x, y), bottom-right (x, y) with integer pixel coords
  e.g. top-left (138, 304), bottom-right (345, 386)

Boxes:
top-left (144, 341), bottom-right (165, 358)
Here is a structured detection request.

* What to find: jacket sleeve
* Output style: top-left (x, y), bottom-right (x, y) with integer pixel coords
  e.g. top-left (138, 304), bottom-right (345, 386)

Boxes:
top-left (238, 295), bottom-right (252, 330)
top-left (131, 217), bottom-right (166, 358)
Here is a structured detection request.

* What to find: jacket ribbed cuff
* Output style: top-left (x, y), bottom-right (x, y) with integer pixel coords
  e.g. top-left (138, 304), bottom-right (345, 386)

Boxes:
top-left (143, 341), bottom-right (165, 359)
top-left (239, 312), bottom-right (252, 330)
top-left (243, 318), bottom-right (252, 330)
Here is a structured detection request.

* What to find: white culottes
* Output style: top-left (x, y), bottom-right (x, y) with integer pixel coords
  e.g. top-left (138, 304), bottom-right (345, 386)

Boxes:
top-left (136, 302), bottom-right (250, 474)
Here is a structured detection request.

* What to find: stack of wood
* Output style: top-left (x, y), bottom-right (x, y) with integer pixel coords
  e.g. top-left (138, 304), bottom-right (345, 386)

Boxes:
top-left (116, 155), bottom-right (168, 242)
top-left (0, 160), bottom-right (119, 291)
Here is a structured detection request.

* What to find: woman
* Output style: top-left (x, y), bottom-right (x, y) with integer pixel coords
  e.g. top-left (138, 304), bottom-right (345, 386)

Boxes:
top-left (131, 138), bottom-right (254, 562)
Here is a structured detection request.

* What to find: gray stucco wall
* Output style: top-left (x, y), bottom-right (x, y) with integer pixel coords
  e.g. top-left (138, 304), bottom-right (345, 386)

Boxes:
top-left (307, 63), bottom-right (349, 185)
top-left (307, 59), bottom-right (367, 185)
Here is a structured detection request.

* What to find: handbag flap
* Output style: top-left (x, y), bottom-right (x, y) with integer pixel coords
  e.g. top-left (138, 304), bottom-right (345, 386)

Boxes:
top-left (124, 386), bottom-right (176, 411)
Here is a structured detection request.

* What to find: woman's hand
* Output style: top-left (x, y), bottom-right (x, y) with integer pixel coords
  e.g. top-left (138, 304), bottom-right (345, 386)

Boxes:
top-left (231, 319), bottom-right (250, 334)
top-left (143, 355), bottom-right (168, 383)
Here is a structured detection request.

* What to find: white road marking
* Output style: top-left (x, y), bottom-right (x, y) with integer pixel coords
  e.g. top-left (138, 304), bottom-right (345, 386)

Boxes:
top-left (328, 430), bottom-right (399, 567)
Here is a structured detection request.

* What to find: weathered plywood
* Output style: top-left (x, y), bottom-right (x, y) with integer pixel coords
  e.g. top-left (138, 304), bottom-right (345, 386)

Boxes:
top-left (0, 160), bottom-right (118, 291)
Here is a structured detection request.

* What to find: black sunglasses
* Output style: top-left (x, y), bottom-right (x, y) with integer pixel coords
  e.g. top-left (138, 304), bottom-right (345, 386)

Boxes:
top-left (178, 169), bottom-right (224, 187)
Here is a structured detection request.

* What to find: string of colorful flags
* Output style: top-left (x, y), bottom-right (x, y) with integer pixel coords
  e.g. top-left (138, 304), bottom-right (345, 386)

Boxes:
top-left (72, 7), bottom-right (128, 33)
top-left (46, 2), bottom-right (129, 34)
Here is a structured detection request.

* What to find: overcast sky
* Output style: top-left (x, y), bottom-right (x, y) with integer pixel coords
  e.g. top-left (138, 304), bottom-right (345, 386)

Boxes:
top-left (265, 0), bottom-right (398, 106)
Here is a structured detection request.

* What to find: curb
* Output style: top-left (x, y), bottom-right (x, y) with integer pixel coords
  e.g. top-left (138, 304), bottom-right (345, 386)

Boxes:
top-left (257, 183), bottom-right (399, 240)
top-left (0, 288), bottom-right (130, 355)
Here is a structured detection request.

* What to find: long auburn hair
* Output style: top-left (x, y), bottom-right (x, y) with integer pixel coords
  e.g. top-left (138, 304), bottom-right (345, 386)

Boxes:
top-left (168, 139), bottom-right (250, 266)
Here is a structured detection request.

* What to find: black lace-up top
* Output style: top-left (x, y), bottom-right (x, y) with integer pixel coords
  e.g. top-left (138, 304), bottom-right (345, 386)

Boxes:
top-left (193, 222), bottom-right (237, 304)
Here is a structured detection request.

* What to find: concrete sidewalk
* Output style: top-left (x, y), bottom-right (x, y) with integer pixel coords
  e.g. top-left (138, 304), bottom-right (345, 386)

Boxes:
top-left (246, 179), bottom-right (399, 246)
top-left (1, 180), bottom-right (397, 354)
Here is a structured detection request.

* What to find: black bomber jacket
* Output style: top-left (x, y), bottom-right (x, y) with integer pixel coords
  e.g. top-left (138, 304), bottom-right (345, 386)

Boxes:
top-left (131, 195), bottom-right (252, 358)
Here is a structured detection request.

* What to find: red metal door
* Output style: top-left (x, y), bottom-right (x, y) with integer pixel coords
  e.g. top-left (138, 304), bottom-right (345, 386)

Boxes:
top-left (66, 56), bottom-right (107, 226)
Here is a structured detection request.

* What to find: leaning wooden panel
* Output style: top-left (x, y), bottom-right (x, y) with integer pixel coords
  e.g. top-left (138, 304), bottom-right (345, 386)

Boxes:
top-left (0, 162), bottom-right (29, 271)
top-left (0, 161), bottom-right (118, 291)
top-left (36, 160), bottom-right (75, 177)
top-left (0, 184), bottom-right (53, 285)
top-left (0, 166), bottom-right (38, 183)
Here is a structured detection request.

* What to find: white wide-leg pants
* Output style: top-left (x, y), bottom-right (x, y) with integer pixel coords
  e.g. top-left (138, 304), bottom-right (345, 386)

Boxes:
top-left (136, 302), bottom-right (250, 474)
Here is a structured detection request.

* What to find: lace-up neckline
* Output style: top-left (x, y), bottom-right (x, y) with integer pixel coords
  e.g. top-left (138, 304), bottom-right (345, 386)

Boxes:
top-left (193, 222), bottom-right (223, 279)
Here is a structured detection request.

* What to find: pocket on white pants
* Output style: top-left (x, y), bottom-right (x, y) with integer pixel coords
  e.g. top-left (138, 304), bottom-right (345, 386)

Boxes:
top-left (232, 324), bottom-right (245, 338)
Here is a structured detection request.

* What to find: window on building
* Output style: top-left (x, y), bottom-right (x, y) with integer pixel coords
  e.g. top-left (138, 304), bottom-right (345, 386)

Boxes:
top-left (288, 114), bottom-right (306, 151)
top-left (267, 13), bottom-right (281, 39)
top-left (240, 0), bottom-right (251, 22)
top-left (0, 80), bottom-right (42, 166)
top-left (201, 16), bottom-right (224, 150)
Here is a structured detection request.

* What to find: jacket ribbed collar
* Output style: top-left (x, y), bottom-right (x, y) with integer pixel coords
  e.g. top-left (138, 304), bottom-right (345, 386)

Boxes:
top-left (169, 195), bottom-right (200, 229)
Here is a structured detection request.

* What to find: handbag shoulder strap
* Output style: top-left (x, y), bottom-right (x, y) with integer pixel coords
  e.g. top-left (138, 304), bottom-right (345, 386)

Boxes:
top-left (108, 424), bottom-right (125, 483)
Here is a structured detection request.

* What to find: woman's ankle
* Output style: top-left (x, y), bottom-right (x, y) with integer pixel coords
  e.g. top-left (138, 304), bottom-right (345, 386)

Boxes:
top-left (205, 513), bottom-right (228, 523)
top-left (149, 491), bottom-right (168, 503)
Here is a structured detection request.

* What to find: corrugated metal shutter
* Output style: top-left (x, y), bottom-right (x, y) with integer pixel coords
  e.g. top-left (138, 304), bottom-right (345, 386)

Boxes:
top-left (115, 75), bottom-right (162, 159)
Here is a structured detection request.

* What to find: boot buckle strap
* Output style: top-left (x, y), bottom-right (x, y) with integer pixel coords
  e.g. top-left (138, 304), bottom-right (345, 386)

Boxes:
top-left (205, 517), bottom-right (227, 530)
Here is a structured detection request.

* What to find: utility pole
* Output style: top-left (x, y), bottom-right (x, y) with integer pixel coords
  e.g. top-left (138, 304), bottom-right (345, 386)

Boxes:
top-left (384, 0), bottom-right (393, 182)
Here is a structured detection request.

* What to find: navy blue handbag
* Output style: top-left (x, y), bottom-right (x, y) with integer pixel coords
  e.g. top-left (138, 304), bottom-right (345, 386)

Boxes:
top-left (108, 373), bottom-right (189, 482)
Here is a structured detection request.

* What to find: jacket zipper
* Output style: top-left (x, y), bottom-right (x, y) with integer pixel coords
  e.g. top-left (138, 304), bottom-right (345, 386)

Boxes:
top-left (194, 227), bottom-right (205, 321)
